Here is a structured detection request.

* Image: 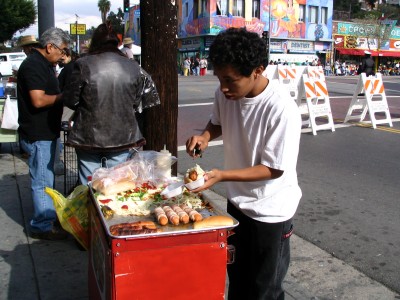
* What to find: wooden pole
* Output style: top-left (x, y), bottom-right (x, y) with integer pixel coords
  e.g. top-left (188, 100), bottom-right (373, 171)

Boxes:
top-left (140, 1), bottom-right (178, 175)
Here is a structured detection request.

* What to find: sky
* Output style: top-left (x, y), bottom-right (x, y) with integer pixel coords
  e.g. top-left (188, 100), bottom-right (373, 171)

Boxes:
top-left (19, 0), bottom-right (139, 37)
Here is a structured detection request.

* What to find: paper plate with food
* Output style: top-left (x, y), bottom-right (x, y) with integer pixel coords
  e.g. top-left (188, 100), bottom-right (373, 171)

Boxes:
top-left (184, 164), bottom-right (206, 190)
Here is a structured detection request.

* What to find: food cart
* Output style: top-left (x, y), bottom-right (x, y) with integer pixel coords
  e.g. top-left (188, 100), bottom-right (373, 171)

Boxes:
top-left (88, 186), bottom-right (238, 300)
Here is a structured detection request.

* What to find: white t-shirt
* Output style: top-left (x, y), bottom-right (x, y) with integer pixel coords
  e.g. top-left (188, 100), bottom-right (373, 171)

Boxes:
top-left (210, 79), bottom-right (302, 223)
top-left (121, 46), bottom-right (134, 59)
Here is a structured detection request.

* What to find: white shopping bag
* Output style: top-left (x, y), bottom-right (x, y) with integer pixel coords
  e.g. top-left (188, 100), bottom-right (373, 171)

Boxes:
top-left (1, 95), bottom-right (19, 130)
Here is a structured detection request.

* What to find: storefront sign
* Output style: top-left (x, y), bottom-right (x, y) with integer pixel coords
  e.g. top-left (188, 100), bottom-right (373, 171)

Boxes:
top-left (288, 41), bottom-right (314, 53)
top-left (333, 35), bottom-right (345, 48)
top-left (70, 24), bottom-right (86, 35)
top-left (270, 41), bottom-right (283, 51)
top-left (390, 39), bottom-right (400, 49)
top-left (205, 37), bottom-right (215, 47)
top-left (182, 38), bottom-right (201, 48)
top-left (337, 22), bottom-right (400, 39)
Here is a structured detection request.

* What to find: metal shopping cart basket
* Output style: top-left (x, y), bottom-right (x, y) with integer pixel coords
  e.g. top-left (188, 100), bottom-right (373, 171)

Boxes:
top-left (61, 121), bottom-right (79, 195)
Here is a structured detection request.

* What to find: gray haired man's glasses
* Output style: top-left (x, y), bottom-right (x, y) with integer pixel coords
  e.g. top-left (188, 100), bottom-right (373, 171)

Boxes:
top-left (51, 43), bottom-right (69, 56)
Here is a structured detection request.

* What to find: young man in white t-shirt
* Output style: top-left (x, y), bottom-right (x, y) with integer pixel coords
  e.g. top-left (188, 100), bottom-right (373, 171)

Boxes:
top-left (186, 28), bottom-right (302, 299)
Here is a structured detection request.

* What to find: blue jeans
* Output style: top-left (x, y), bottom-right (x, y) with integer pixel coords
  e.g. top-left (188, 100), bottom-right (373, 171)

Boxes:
top-left (227, 202), bottom-right (292, 300)
top-left (20, 139), bottom-right (57, 233)
top-left (75, 149), bottom-right (130, 185)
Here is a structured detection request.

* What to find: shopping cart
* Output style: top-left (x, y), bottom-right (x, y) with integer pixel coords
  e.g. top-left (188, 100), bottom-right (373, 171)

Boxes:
top-left (61, 121), bottom-right (79, 195)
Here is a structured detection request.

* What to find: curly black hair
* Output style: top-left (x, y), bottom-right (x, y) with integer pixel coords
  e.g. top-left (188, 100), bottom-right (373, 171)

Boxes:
top-left (209, 27), bottom-right (268, 77)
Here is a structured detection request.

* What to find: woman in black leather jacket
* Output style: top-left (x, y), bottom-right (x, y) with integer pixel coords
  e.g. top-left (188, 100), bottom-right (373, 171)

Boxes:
top-left (62, 22), bottom-right (160, 185)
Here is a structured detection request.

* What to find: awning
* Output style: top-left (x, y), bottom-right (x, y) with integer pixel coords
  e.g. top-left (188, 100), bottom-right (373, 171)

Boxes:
top-left (336, 48), bottom-right (400, 57)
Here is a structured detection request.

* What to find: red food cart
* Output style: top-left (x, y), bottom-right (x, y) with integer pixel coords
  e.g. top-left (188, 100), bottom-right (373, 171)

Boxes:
top-left (88, 188), bottom-right (238, 300)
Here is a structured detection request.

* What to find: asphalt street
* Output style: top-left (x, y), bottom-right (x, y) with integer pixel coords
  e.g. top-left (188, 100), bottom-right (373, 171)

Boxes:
top-left (176, 74), bottom-right (400, 294)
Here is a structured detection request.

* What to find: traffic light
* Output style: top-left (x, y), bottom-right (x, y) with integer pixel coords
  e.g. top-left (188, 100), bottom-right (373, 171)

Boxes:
top-left (262, 31), bottom-right (269, 48)
top-left (262, 31), bottom-right (269, 42)
top-left (124, 0), bottom-right (130, 12)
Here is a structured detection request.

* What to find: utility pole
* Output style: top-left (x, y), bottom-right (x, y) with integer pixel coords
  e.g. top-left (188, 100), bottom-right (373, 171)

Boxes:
top-left (75, 14), bottom-right (79, 53)
top-left (140, 1), bottom-right (178, 175)
top-left (37, 0), bottom-right (55, 36)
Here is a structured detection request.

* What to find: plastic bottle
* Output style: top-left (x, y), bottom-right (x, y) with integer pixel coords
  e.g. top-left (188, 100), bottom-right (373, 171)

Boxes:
top-left (0, 78), bottom-right (4, 97)
top-left (157, 145), bottom-right (172, 179)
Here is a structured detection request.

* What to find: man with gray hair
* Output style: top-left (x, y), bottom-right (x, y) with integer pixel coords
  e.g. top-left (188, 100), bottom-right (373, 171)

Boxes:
top-left (17, 27), bottom-right (71, 240)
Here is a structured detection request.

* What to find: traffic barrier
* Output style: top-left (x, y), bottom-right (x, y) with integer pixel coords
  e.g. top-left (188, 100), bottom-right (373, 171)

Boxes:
top-left (344, 73), bottom-right (392, 129)
top-left (307, 66), bottom-right (325, 80)
top-left (298, 74), bottom-right (335, 135)
top-left (277, 65), bottom-right (299, 100)
top-left (264, 65), bottom-right (306, 102)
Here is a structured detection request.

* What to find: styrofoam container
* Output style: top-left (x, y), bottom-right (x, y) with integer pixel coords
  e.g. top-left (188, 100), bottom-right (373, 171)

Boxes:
top-left (160, 181), bottom-right (184, 199)
top-left (185, 176), bottom-right (205, 190)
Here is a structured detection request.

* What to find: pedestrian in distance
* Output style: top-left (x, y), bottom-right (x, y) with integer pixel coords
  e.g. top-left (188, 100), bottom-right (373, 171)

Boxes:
top-left (185, 28), bottom-right (302, 300)
top-left (62, 22), bottom-right (161, 186)
top-left (17, 27), bottom-right (72, 240)
top-left (193, 57), bottom-right (200, 76)
top-left (357, 51), bottom-right (375, 76)
top-left (199, 57), bottom-right (208, 76)
top-left (18, 35), bottom-right (40, 56)
top-left (120, 37), bottom-right (134, 59)
top-left (182, 57), bottom-right (191, 76)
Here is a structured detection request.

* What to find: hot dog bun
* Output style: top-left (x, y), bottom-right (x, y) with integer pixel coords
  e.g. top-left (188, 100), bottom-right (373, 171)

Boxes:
top-left (193, 216), bottom-right (234, 229)
top-left (92, 180), bottom-right (136, 196)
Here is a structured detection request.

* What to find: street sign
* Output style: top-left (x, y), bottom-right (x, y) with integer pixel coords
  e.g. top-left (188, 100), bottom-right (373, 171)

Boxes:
top-left (70, 24), bottom-right (86, 35)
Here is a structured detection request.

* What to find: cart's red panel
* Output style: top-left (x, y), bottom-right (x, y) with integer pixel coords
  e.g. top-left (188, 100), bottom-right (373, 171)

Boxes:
top-left (88, 190), bottom-right (235, 300)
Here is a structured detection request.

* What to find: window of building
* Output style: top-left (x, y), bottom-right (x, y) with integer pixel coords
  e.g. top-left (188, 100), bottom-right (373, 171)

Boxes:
top-left (185, 2), bottom-right (189, 18)
top-left (216, 0), bottom-right (228, 16)
top-left (232, 0), bottom-right (244, 17)
top-left (321, 7), bottom-right (328, 25)
top-left (136, 18), bottom-right (140, 31)
top-left (298, 4), bottom-right (305, 22)
top-left (200, 0), bottom-right (207, 15)
top-left (252, 0), bottom-right (260, 18)
top-left (309, 6), bottom-right (318, 24)
top-left (193, 0), bottom-right (199, 18)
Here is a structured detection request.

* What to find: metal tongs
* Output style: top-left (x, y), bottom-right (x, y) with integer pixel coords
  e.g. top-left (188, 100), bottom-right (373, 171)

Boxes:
top-left (127, 138), bottom-right (147, 160)
top-left (193, 146), bottom-right (202, 158)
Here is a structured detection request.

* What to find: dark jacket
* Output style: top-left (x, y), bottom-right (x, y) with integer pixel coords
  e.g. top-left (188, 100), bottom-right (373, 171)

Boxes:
top-left (62, 51), bottom-right (160, 151)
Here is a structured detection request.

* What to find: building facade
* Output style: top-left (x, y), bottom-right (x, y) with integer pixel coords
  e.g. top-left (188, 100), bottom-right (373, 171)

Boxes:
top-left (177, 0), bottom-right (334, 65)
top-left (332, 20), bottom-right (400, 60)
top-left (123, 1), bottom-right (334, 67)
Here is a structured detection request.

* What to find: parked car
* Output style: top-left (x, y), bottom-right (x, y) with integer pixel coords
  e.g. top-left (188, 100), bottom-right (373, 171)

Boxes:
top-left (0, 52), bottom-right (27, 76)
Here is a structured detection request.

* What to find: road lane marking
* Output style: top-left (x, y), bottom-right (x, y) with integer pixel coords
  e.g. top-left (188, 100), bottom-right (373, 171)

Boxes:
top-left (179, 102), bottom-right (213, 107)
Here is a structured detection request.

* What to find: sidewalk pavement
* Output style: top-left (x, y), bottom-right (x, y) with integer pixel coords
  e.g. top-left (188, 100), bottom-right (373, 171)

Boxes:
top-left (0, 142), bottom-right (398, 300)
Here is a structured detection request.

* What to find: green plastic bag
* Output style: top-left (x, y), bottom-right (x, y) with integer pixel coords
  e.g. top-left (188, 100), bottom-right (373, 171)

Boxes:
top-left (45, 185), bottom-right (89, 250)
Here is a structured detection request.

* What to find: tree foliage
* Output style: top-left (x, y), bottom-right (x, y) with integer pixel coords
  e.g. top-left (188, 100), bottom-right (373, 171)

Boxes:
top-left (98, 0), bottom-right (111, 24)
top-left (0, 0), bottom-right (36, 43)
top-left (107, 8), bottom-right (124, 36)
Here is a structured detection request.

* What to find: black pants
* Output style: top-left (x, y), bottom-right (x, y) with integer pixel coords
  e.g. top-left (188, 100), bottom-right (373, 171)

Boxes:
top-left (227, 201), bottom-right (293, 300)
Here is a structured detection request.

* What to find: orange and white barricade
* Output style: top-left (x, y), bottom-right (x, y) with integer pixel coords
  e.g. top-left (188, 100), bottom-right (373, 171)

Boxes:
top-left (277, 65), bottom-right (300, 101)
top-left (307, 66), bottom-right (325, 81)
top-left (344, 73), bottom-right (392, 129)
top-left (298, 74), bottom-right (335, 135)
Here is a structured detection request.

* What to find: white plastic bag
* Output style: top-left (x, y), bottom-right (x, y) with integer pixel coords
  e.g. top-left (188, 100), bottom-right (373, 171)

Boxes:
top-left (1, 95), bottom-right (19, 130)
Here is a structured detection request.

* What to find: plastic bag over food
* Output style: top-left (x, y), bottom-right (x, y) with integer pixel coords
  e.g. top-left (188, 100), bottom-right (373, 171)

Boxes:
top-left (90, 151), bottom-right (177, 195)
top-left (91, 160), bottom-right (139, 195)
top-left (130, 150), bottom-right (177, 182)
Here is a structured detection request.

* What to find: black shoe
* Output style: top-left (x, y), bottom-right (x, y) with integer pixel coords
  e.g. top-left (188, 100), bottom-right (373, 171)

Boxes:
top-left (30, 227), bottom-right (69, 240)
